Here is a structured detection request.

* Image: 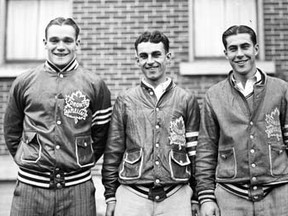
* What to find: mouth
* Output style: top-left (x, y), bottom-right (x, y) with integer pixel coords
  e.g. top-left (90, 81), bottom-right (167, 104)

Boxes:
top-left (54, 53), bottom-right (68, 57)
top-left (145, 66), bottom-right (159, 70)
top-left (234, 59), bottom-right (248, 66)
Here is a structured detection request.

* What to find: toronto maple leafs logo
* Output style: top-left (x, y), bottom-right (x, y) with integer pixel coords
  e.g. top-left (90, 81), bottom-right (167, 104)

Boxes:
top-left (64, 91), bottom-right (90, 124)
top-left (265, 108), bottom-right (282, 141)
top-left (169, 116), bottom-right (186, 150)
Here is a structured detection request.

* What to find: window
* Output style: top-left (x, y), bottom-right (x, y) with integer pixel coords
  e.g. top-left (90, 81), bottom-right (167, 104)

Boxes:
top-left (6, 0), bottom-right (72, 61)
top-left (180, 0), bottom-right (275, 75)
top-left (194, 0), bottom-right (257, 58)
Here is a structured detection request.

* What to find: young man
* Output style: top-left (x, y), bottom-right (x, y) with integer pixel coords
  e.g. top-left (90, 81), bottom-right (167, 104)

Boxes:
top-left (4, 17), bottom-right (112, 216)
top-left (196, 25), bottom-right (288, 216)
top-left (102, 31), bottom-right (200, 216)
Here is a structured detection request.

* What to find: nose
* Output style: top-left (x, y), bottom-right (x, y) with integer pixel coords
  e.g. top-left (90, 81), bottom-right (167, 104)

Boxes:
top-left (57, 41), bottom-right (65, 52)
top-left (146, 55), bottom-right (154, 65)
top-left (236, 48), bottom-right (244, 57)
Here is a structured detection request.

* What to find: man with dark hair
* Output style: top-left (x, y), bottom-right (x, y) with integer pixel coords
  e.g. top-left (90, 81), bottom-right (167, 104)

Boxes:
top-left (4, 17), bottom-right (112, 216)
top-left (102, 30), bottom-right (200, 216)
top-left (196, 25), bottom-right (288, 216)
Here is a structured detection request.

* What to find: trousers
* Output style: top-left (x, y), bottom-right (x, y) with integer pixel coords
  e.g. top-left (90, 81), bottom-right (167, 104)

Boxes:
top-left (114, 184), bottom-right (193, 216)
top-left (10, 179), bottom-right (96, 216)
top-left (215, 183), bottom-right (288, 216)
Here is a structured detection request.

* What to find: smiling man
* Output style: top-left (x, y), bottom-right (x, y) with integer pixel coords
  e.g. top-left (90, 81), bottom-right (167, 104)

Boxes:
top-left (102, 31), bottom-right (200, 216)
top-left (196, 25), bottom-right (288, 216)
top-left (4, 17), bottom-right (112, 216)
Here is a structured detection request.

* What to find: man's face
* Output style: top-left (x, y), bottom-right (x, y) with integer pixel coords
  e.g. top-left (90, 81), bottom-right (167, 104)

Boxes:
top-left (224, 33), bottom-right (258, 78)
top-left (136, 42), bottom-right (171, 87)
top-left (44, 25), bottom-right (79, 68)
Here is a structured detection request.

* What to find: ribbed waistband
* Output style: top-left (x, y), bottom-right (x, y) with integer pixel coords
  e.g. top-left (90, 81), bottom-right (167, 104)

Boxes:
top-left (18, 167), bottom-right (92, 189)
top-left (126, 184), bottom-right (183, 201)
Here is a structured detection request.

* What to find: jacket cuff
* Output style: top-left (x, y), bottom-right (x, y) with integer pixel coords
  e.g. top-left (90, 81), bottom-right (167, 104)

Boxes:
top-left (105, 197), bottom-right (116, 204)
top-left (198, 189), bottom-right (216, 205)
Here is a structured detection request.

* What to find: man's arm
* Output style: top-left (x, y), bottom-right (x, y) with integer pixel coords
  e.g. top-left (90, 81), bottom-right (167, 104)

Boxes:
top-left (195, 93), bottom-right (219, 206)
top-left (102, 95), bottom-right (126, 208)
top-left (185, 93), bottom-right (200, 204)
top-left (4, 78), bottom-right (25, 157)
top-left (91, 79), bottom-right (112, 162)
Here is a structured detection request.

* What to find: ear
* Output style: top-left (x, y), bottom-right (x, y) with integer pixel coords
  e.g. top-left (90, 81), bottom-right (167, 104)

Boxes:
top-left (43, 39), bottom-right (47, 48)
top-left (75, 39), bottom-right (80, 51)
top-left (135, 50), bottom-right (141, 66)
top-left (254, 43), bottom-right (259, 56)
top-left (224, 49), bottom-right (228, 59)
top-left (135, 56), bottom-right (141, 67)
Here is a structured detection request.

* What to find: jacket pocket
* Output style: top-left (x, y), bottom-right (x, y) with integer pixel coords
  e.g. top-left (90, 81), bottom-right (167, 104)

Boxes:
top-left (20, 132), bottom-right (42, 163)
top-left (269, 144), bottom-right (288, 176)
top-left (169, 150), bottom-right (191, 181)
top-left (119, 149), bottom-right (143, 180)
top-left (75, 136), bottom-right (94, 168)
top-left (216, 148), bottom-right (237, 179)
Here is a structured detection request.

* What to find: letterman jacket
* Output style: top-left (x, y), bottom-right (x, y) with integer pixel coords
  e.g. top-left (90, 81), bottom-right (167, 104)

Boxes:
top-left (102, 79), bottom-right (200, 202)
top-left (4, 60), bottom-right (112, 189)
top-left (196, 69), bottom-right (288, 204)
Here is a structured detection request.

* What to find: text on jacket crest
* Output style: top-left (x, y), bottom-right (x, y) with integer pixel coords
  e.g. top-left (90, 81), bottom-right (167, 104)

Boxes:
top-left (64, 90), bottom-right (90, 124)
top-left (265, 107), bottom-right (282, 141)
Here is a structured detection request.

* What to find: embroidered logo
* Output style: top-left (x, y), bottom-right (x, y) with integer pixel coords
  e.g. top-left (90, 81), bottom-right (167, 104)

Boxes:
top-left (64, 90), bottom-right (90, 124)
top-left (169, 116), bottom-right (186, 150)
top-left (265, 108), bottom-right (281, 141)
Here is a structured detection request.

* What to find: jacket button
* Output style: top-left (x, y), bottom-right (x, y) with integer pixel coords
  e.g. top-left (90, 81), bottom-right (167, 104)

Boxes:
top-left (57, 183), bottom-right (62, 188)
top-left (155, 179), bottom-right (160, 184)
top-left (251, 163), bottom-right (256, 168)
top-left (155, 125), bottom-right (160, 129)
top-left (250, 149), bottom-right (255, 154)
top-left (56, 145), bottom-right (60, 150)
top-left (56, 174), bottom-right (61, 178)
top-left (155, 143), bottom-right (159, 148)
top-left (252, 177), bottom-right (257, 181)
top-left (155, 196), bottom-right (160, 200)
top-left (57, 120), bottom-right (61, 125)
top-left (149, 92), bottom-right (153, 96)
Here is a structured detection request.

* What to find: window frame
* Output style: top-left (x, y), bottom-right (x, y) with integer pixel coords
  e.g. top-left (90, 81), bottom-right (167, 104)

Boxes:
top-left (180, 0), bottom-right (275, 75)
top-left (0, 0), bottom-right (73, 77)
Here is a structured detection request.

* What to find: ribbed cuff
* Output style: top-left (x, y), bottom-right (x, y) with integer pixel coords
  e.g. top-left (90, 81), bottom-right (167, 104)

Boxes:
top-left (198, 189), bottom-right (216, 205)
top-left (105, 197), bottom-right (116, 204)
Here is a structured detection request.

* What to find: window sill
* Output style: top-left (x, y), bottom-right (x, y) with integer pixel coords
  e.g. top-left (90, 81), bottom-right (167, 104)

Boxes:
top-left (179, 60), bottom-right (275, 75)
top-left (0, 63), bottom-right (39, 78)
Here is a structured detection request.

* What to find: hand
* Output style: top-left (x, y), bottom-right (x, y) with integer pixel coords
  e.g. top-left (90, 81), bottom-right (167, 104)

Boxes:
top-left (200, 201), bottom-right (220, 216)
top-left (192, 202), bottom-right (200, 216)
top-left (105, 202), bottom-right (116, 216)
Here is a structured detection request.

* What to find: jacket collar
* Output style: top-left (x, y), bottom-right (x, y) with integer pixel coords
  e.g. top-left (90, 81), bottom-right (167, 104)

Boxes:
top-left (45, 57), bottom-right (79, 73)
top-left (228, 68), bottom-right (266, 88)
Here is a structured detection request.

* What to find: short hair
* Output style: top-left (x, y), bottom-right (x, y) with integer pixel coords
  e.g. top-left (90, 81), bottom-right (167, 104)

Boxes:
top-left (134, 30), bottom-right (170, 53)
top-left (45, 17), bottom-right (80, 40)
top-left (222, 25), bottom-right (257, 49)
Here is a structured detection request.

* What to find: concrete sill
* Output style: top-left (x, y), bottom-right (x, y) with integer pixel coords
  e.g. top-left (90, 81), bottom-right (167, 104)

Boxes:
top-left (180, 60), bottom-right (276, 75)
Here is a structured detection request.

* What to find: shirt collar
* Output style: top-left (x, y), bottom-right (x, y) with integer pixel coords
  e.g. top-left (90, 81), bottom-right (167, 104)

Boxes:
top-left (142, 78), bottom-right (172, 100)
top-left (232, 70), bottom-right (262, 97)
top-left (45, 57), bottom-right (79, 73)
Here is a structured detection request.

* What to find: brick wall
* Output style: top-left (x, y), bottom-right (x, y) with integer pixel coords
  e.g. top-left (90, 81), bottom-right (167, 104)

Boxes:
top-left (0, 79), bottom-right (13, 154)
top-left (263, 0), bottom-right (288, 80)
top-left (73, 0), bottom-right (190, 101)
top-left (1, 0), bottom-right (288, 154)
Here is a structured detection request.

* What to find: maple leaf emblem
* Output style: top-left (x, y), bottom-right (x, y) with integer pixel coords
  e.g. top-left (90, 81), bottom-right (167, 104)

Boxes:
top-left (169, 116), bottom-right (186, 150)
top-left (265, 108), bottom-right (281, 141)
top-left (64, 91), bottom-right (90, 124)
